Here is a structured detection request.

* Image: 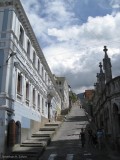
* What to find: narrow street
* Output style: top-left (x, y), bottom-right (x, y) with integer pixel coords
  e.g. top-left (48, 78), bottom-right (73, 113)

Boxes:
top-left (39, 105), bottom-right (111, 160)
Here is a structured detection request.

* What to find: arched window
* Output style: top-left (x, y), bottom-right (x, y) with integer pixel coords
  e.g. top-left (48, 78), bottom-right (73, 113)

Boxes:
top-left (16, 121), bottom-right (21, 144)
top-left (113, 103), bottom-right (120, 134)
top-left (7, 120), bottom-right (16, 146)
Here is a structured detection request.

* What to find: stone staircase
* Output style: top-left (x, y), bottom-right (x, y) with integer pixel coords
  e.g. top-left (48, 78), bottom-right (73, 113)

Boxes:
top-left (9, 121), bottom-right (62, 160)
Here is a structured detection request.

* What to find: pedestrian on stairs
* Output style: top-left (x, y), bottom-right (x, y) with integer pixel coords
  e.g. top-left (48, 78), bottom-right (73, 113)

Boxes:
top-left (96, 128), bottom-right (104, 150)
top-left (79, 128), bottom-right (86, 148)
top-left (88, 128), bottom-right (93, 144)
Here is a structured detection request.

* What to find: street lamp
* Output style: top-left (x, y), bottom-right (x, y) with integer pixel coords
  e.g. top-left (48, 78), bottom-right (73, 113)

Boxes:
top-left (47, 85), bottom-right (56, 121)
top-left (6, 51), bottom-right (16, 63)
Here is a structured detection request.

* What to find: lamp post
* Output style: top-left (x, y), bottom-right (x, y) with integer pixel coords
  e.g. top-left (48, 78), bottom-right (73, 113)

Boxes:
top-left (0, 51), bottom-right (16, 68)
top-left (6, 51), bottom-right (16, 63)
top-left (47, 86), bottom-right (56, 121)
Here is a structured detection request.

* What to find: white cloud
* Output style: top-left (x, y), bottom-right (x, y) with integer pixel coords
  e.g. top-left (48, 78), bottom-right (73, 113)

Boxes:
top-left (20, 0), bottom-right (120, 93)
top-left (48, 13), bottom-right (120, 44)
top-left (44, 13), bottom-right (120, 93)
top-left (44, 0), bottom-right (75, 19)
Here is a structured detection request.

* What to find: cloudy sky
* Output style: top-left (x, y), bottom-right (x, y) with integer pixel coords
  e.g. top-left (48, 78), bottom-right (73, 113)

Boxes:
top-left (21, 0), bottom-right (120, 94)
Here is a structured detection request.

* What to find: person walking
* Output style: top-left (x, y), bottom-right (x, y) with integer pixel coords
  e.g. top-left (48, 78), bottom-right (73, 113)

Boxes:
top-left (79, 128), bottom-right (86, 148)
top-left (88, 128), bottom-right (93, 145)
top-left (96, 128), bottom-right (104, 150)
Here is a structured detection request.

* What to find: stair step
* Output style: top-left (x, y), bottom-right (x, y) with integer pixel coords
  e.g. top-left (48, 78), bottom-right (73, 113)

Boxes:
top-left (35, 130), bottom-right (54, 134)
top-left (45, 123), bottom-right (60, 126)
top-left (40, 127), bottom-right (57, 131)
top-left (30, 136), bottom-right (50, 139)
top-left (8, 122), bottom-right (61, 160)
top-left (10, 152), bottom-right (40, 160)
top-left (32, 134), bottom-right (50, 137)
top-left (23, 140), bottom-right (47, 145)
top-left (21, 143), bottom-right (44, 147)
top-left (11, 153), bottom-right (37, 157)
top-left (12, 146), bottom-right (43, 153)
top-left (11, 146), bottom-right (44, 160)
top-left (29, 137), bottom-right (50, 142)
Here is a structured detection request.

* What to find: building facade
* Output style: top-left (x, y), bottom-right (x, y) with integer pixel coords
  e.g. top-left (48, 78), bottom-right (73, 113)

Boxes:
top-left (93, 46), bottom-right (120, 149)
top-left (84, 90), bottom-right (94, 101)
top-left (84, 90), bottom-right (94, 116)
top-left (54, 76), bottom-right (69, 112)
top-left (0, 0), bottom-right (61, 154)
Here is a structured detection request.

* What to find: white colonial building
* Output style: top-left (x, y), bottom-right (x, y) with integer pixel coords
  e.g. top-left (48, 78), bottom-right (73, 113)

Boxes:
top-left (54, 76), bottom-right (69, 112)
top-left (0, 0), bottom-right (61, 154)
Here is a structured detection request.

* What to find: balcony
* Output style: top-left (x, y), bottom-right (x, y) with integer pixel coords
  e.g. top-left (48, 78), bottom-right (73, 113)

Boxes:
top-left (17, 92), bottom-right (22, 101)
top-left (26, 99), bottom-right (29, 106)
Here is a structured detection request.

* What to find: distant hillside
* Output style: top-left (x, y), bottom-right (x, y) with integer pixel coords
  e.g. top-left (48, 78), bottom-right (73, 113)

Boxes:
top-left (77, 93), bottom-right (84, 99)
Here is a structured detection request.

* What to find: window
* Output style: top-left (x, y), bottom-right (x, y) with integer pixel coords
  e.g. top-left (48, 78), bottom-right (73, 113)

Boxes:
top-left (38, 94), bottom-right (40, 112)
top-left (42, 66), bottom-right (44, 78)
top-left (45, 72), bottom-right (47, 82)
top-left (38, 59), bottom-right (40, 73)
top-left (48, 78), bottom-right (50, 83)
top-left (17, 73), bottom-right (22, 100)
top-left (33, 89), bottom-right (35, 108)
top-left (19, 26), bottom-right (24, 45)
top-left (59, 81), bottom-right (61, 85)
top-left (33, 51), bottom-right (36, 65)
top-left (45, 101), bottom-right (47, 107)
top-left (26, 82), bottom-right (29, 99)
top-left (42, 98), bottom-right (44, 113)
top-left (17, 73), bottom-right (22, 95)
top-left (26, 82), bottom-right (29, 106)
top-left (27, 40), bottom-right (30, 55)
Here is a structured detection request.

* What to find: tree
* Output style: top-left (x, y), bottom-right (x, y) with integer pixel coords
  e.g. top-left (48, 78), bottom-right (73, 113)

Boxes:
top-left (69, 91), bottom-right (78, 103)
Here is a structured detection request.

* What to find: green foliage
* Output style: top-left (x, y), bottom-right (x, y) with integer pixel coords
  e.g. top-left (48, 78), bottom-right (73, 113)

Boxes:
top-left (69, 91), bottom-right (78, 103)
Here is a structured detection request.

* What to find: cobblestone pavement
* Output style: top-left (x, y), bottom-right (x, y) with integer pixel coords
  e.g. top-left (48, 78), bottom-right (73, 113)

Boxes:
top-left (39, 105), bottom-right (119, 160)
